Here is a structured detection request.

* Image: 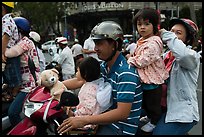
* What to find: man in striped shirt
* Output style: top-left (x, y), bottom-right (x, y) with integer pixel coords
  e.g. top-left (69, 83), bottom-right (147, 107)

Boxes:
top-left (58, 21), bottom-right (143, 135)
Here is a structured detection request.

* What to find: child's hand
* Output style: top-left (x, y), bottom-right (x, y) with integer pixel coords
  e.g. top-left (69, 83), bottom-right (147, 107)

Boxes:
top-left (159, 29), bottom-right (166, 36)
top-left (65, 106), bottom-right (75, 117)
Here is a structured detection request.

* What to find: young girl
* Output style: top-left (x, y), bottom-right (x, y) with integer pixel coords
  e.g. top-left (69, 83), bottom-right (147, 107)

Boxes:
top-left (67, 56), bottom-right (112, 130)
top-left (128, 8), bottom-right (169, 132)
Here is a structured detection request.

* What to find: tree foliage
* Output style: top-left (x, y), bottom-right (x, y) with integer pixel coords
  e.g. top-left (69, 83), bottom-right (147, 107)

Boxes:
top-left (14, 2), bottom-right (66, 42)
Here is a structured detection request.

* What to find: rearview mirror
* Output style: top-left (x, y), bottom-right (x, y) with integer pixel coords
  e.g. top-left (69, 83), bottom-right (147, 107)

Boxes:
top-left (53, 91), bottom-right (79, 110)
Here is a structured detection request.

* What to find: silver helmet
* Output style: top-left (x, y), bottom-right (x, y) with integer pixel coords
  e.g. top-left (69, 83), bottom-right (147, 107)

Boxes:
top-left (91, 21), bottom-right (123, 41)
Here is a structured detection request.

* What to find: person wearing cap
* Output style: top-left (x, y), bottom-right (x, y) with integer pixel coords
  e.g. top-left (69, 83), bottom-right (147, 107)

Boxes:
top-left (55, 37), bottom-right (75, 80)
top-left (152, 18), bottom-right (201, 135)
top-left (57, 21), bottom-right (143, 135)
top-left (29, 31), bottom-right (46, 72)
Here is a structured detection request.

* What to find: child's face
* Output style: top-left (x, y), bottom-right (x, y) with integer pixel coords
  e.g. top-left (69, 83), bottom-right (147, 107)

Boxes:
top-left (170, 24), bottom-right (187, 43)
top-left (137, 19), bottom-right (154, 39)
top-left (75, 68), bottom-right (84, 81)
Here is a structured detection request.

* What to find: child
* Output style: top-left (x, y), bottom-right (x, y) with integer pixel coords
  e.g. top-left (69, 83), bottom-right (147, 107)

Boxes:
top-left (127, 7), bottom-right (169, 132)
top-left (67, 56), bottom-right (112, 130)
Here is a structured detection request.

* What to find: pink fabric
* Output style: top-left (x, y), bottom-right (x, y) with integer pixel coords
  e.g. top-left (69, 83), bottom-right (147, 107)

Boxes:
top-left (74, 82), bottom-right (100, 116)
top-left (163, 51), bottom-right (175, 72)
top-left (128, 36), bottom-right (169, 84)
top-left (5, 36), bottom-right (40, 93)
top-left (160, 51), bottom-right (175, 107)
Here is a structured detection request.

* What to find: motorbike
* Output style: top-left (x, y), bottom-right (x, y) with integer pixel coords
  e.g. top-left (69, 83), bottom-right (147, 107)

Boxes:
top-left (6, 86), bottom-right (79, 135)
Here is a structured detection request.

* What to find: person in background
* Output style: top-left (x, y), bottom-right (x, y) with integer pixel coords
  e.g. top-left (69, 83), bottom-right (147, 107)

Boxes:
top-left (29, 31), bottom-right (46, 72)
top-left (153, 18), bottom-right (200, 135)
top-left (2, 2), bottom-right (21, 91)
top-left (125, 38), bottom-right (136, 59)
top-left (4, 17), bottom-right (40, 127)
top-left (57, 21), bottom-right (143, 135)
top-left (55, 36), bottom-right (75, 80)
top-left (127, 7), bottom-right (169, 133)
top-left (82, 34), bottom-right (101, 61)
top-left (71, 38), bottom-right (84, 72)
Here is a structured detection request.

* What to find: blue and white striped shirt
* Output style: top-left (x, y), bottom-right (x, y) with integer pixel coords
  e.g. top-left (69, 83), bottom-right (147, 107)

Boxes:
top-left (100, 53), bottom-right (143, 135)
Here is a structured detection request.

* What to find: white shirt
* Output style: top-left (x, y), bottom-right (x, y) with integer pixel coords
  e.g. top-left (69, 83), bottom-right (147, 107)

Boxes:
top-left (83, 37), bottom-right (100, 61)
top-left (71, 43), bottom-right (83, 57)
top-left (36, 47), bottom-right (46, 72)
top-left (126, 42), bottom-right (136, 55)
top-left (56, 46), bottom-right (75, 76)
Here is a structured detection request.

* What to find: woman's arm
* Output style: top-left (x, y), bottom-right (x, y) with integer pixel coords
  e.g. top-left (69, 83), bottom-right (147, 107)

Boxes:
top-left (160, 29), bottom-right (200, 70)
top-left (2, 33), bottom-right (10, 57)
top-left (5, 44), bottom-right (24, 58)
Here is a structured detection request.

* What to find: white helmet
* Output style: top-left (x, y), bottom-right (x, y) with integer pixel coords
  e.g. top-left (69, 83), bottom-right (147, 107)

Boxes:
top-left (55, 37), bottom-right (68, 45)
top-left (29, 31), bottom-right (41, 42)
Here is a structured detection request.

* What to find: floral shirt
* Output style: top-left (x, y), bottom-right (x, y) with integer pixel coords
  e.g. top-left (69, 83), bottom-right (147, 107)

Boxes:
top-left (74, 82), bottom-right (101, 116)
top-left (128, 36), bottom-right (169, 84)
top-left (2, 13), bottom-right (19, 48)
top-left (5, 36), bottom-right (40, 93)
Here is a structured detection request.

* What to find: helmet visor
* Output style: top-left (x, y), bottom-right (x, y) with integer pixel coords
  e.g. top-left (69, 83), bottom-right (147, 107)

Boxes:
top-left (91, 34), bottom-right (109, 40)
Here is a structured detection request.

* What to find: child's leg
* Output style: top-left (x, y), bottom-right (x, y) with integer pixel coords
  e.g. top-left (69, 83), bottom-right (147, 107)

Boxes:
top-left (144, 85), bottom-right (162, 125)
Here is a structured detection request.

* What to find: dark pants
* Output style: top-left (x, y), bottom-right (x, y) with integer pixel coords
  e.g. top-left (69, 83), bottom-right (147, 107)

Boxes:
top-left (153, 113), bottom-right (198, 135)
top-left (142, 85), bottom-right (162, 125)
top-left (96, 125), bottom-right (123, 135)
top-left (8, 92), bottom-right (28, 127)
top-left (3, 57), bottom-right (22, 88)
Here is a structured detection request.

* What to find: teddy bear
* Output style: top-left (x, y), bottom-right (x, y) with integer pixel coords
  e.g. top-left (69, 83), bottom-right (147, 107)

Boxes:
top-left (37, 68), bottom-right (67, 101)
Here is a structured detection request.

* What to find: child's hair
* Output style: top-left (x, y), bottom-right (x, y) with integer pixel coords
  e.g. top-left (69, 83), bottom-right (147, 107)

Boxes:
top-left (78, 57), bottom-right (100, 82)
top-left (133, 7), bottom-right (160, 35)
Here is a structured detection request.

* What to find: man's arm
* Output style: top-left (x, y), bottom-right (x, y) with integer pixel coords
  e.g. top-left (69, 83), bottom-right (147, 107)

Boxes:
top-left (82, 49), bottom-right (96, 54)
top-left (2, 34), bottom-right (10, 62)
top-left (57, 102), bottom-right (132, 134)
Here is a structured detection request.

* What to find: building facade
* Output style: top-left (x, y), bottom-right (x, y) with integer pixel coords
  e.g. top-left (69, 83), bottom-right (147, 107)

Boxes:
top-left (62, 2), bottom-right (202, 44)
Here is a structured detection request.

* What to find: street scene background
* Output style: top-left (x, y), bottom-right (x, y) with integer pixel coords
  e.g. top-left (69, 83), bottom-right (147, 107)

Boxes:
top-left (2, 2), bottom-right (202, 135)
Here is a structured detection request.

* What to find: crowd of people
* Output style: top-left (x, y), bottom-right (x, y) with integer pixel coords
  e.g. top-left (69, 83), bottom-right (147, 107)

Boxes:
top-left (2, 2), bottom-right (202, 135)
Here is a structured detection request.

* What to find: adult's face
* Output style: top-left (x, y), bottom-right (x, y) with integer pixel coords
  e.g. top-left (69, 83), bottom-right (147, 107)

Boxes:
top-left (94, 39), bottom-right (115, 61)
top-left (58, 43), bottom-right (65, 49)
top-left (170, 24), bottom-right (187, 43)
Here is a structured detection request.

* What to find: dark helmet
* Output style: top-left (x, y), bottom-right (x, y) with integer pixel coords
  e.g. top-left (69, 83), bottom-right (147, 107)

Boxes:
top-left (91, 21), bottom-right (123, 42)
top-left (13, 17), bottom-right (30, 33)
top-left (169, 18), bottom-right (198, 36)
